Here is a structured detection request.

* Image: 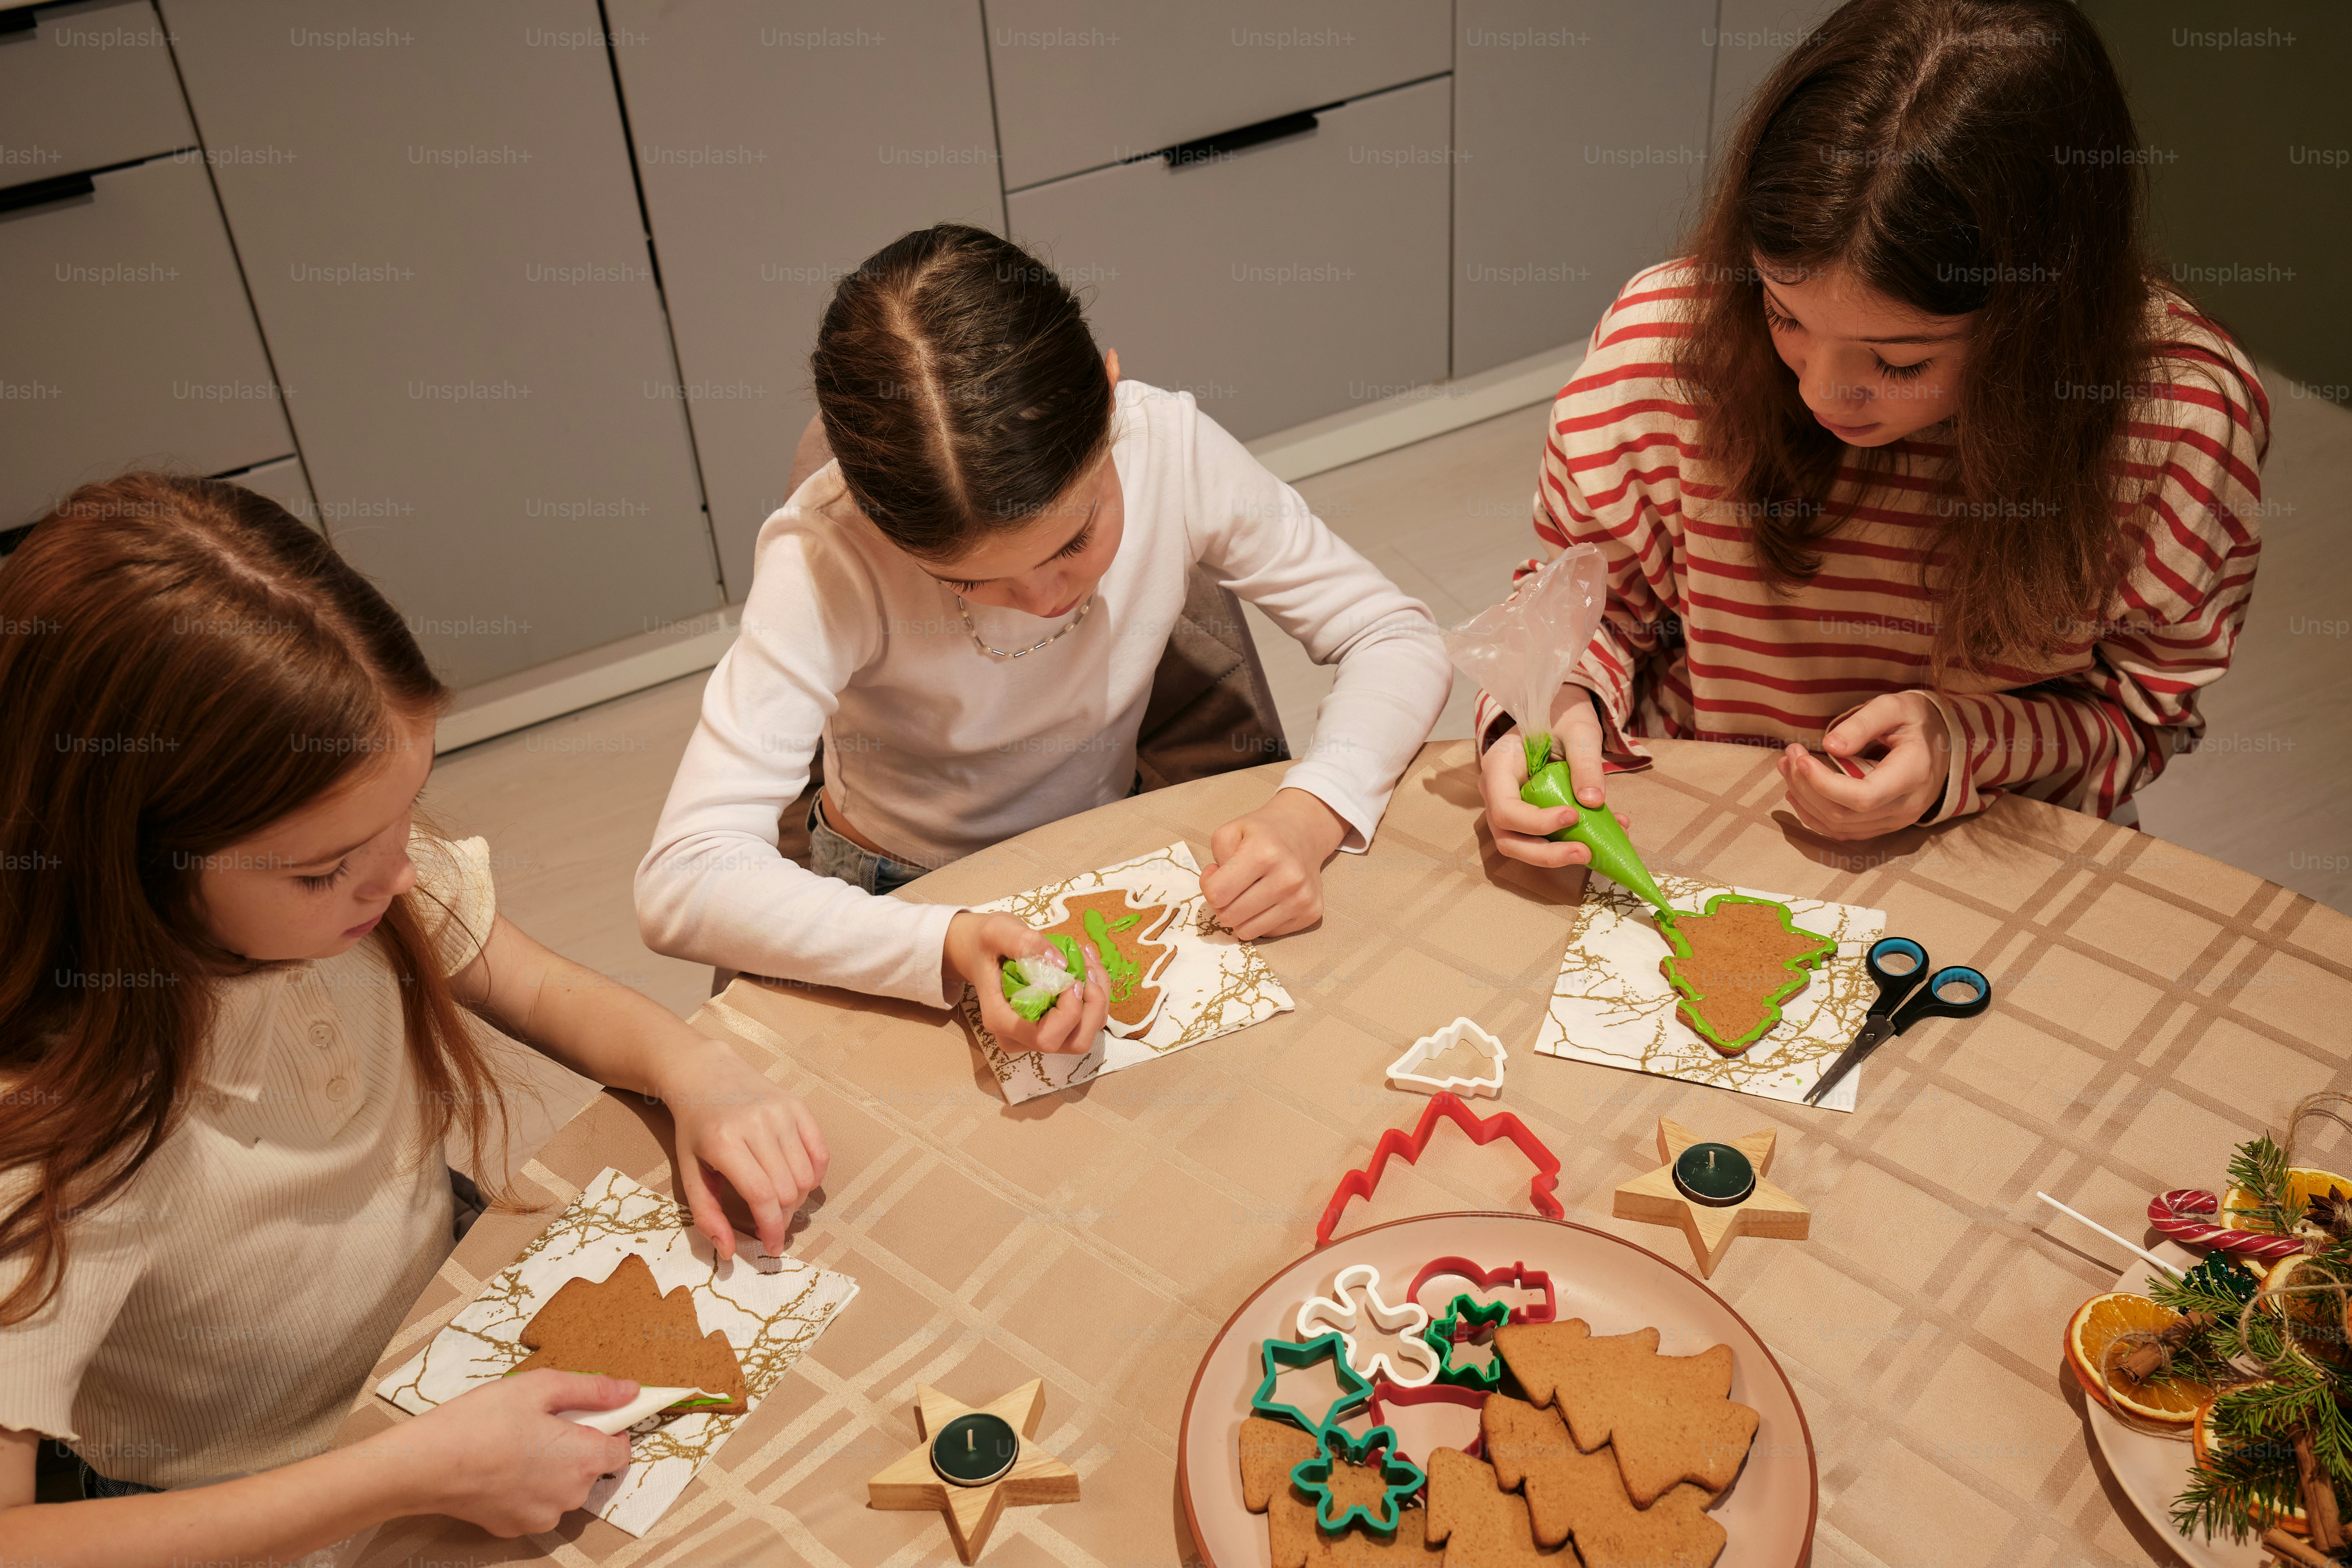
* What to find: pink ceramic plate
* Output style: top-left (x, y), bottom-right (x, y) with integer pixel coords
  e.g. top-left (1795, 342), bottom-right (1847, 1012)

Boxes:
top-left (1177, 1213), bottom-right (1817, 1566)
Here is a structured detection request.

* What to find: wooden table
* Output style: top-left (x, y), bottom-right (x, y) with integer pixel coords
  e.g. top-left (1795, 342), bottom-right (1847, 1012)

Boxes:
top-left (338, 738), bottom-right (2352, 1568)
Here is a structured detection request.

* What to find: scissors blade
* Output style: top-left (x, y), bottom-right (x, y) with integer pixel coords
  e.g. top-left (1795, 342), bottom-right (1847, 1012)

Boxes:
top-left (1804, 1017), bottom-right (1896, 1106)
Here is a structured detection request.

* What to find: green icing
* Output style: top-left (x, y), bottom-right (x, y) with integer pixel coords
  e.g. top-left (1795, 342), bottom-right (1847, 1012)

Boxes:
top-left (1110, 913), bottom-right (1139, 931)
top-left (999, 932), bottom-right (1088, 1021)
top-left (1082, 908), bottom-right (1141, 1003)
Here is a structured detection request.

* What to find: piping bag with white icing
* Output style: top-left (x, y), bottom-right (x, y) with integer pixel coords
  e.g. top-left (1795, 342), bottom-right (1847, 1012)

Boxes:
top-left (559, 1387), bottom-right (732, 1434)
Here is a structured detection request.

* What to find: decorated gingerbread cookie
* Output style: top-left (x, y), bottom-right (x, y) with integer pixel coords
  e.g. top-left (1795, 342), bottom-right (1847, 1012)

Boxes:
top-left (509, 1251), bottom-right (746, 1414)
top-left (1037, 888), bottom-right (1177, 1035)
top-left (1657, 894), bottom-right (1834, 1056)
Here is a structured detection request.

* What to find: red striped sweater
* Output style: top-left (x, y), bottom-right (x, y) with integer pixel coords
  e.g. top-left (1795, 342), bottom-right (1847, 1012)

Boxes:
top-left (1473, 260), bottom-right (2269, 824)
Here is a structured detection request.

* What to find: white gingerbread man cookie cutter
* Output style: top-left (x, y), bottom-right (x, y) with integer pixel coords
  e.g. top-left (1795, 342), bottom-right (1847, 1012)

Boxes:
top-left (1384, 1018), bottom-right (1507, 1098)
top-left (1292, 1263), bottom-right (1441, 1387)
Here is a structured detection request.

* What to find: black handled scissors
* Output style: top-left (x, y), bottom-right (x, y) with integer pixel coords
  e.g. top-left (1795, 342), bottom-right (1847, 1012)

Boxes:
top-left (1802, 936), bottom-right (1991, 1106)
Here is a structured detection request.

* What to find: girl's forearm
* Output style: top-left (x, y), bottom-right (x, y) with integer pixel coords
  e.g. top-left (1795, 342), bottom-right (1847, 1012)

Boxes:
top-left (461, 915), bottom-right (723, 1101)
top-left (0, 1434), bottom-right (430, 1567)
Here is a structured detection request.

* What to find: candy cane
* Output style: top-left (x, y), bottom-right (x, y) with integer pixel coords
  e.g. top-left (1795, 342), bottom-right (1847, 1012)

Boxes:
top-left (2147, 1189), bottom-right (2305, 1259)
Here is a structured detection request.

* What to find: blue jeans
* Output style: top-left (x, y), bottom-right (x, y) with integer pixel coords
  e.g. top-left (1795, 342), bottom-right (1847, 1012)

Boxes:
top-left (807, 799), bottom-right (926, 895)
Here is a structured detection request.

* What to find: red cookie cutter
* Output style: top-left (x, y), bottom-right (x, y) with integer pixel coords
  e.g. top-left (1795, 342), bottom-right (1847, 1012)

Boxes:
top-left (1407, 1256), bottom-right (1558, 1326)
top-left (1367, 1377), bottom-right (1487, 1496)
top-left (1315, 1092), bottom-right (1564, 1247)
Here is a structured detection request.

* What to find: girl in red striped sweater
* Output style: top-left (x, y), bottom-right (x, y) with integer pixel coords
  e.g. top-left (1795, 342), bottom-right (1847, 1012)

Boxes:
top-left (1480, 0), bottom-right (2266, 865)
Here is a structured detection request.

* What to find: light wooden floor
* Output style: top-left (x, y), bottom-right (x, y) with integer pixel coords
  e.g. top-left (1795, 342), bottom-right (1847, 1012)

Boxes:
top-left (426, 373), bottom-right (2352, 1159)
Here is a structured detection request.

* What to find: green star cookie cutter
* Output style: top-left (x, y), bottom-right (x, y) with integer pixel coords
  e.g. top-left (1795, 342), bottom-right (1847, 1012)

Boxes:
top-left (1291, 1423), bottom-right (1426, 1534)
top-left (1251, 1331), bottom-right (1375, 1435)
top-left (1657, 892), bottom-right (1835, 1057)
top-left (1421, 1292), bottom-right (1511, 1390)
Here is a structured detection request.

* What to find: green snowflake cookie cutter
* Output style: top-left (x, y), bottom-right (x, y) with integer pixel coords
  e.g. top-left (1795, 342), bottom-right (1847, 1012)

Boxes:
top-left (1251, 1332), bottom-right (1375, 1435)
top-left (1421, 1293), bottom-right (1511, 1390)
top-left (1657, 893), bottom-right (1835, 1057)
top-left (1291, 1423), bottom-right (1426, 1535)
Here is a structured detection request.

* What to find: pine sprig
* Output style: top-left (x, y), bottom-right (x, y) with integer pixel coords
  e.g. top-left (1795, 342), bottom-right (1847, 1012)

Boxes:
top-left (2207, 1367), bottom-right (2352, 1479)
top-left (2171, 1425), bottom-right (2303, 1543)
top-left (2225, 1133), bottom-right (2293, 1234)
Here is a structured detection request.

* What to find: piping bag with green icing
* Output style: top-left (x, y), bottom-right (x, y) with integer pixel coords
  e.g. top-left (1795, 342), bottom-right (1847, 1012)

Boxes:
top-left (1439, 543), bottom-right (1672, 916)
top-left (1000, 934), bottom-right (1084, 1023)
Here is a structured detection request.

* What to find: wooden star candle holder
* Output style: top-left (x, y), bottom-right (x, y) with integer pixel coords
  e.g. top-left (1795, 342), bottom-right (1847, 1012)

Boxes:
top-left (1612, 1118), bottom-right (1808, 1279)
top-left (867, 1378), bottom-right (1079, 1563)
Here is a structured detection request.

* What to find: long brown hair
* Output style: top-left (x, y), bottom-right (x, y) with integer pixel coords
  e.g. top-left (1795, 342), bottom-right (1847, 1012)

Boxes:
top-left (0, 474), bottom-right (514, 1323)
top-left (812, 223), bottom-right (1115, 560)
top-left (1679, 0), bottom-right (2174, 676)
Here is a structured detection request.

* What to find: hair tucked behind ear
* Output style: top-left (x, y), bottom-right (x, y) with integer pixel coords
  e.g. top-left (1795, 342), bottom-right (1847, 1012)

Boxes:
top-left (811, 224), bottom-right (1116, 560)
top-left (1675, 0), bottom-right (2246, 678)
top-left (0, 473), bottom-right (519, 1324)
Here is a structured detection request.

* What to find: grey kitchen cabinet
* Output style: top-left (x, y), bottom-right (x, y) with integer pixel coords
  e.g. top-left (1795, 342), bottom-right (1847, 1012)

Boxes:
top-left (1008, 77), bottom-right (1451, 441)
top-left (606, 0), bottom-right (1004, 597)
top-left (0, 155), bottom-right (297, 526)
top-left (0, 0), bottom-right (194, 182)
top-left (1452, 0), bottom-right (1718, 378)
top-left (159, 0), bottom-right (720, 689)
top-left (986, 0), bottom-right (1450, 190)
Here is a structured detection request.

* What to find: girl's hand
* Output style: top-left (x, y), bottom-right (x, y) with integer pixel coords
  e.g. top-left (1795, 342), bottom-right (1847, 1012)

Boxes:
top-left (404, 1370), bottom-right (636, 1536)
top-left (1479, 695), bottom-right (1625, 870)
top-left (1777, 691), bottom-right (1948, 839)
top-left (942, 911), bottom-right (1109, 1056)
top-left (1201, 788), bottom-right (1346, 940)
top-left (653, 1038), bottom-right (830, 1260)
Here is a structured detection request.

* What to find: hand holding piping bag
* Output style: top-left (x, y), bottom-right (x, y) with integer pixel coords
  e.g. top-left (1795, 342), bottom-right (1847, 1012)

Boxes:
top-left (1444, 545), bottom-right (1671, 912)
top-left (946, 910), bottom-right (1108, 1054)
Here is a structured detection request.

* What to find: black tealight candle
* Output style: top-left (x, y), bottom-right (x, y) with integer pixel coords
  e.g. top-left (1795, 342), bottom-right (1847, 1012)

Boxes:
top-left (1672, 1142), bottom-right (1756, 1207)
top-left (931, 1412), bottom-right (1020, 1488)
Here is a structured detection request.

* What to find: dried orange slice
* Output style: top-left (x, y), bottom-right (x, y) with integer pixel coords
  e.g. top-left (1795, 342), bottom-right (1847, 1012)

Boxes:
top-left (2259, 1253), bottom-right (2352, 1366)
top-left (2065, 1292), bottom-right (2212, 1423)
top-left (2221, 1167), bottom-right (2352, 1235)
top-left (2191, 1394), bottom-right (2308, 1535)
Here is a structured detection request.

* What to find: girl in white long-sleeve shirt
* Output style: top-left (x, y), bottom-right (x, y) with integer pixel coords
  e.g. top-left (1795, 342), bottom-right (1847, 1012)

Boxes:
top-left (636, 224), bottom-right (1452, 1053)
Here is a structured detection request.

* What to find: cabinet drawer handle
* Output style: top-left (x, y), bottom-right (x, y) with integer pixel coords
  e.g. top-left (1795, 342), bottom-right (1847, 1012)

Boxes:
top-left (1164, 110), bottom-right (1318, 169)
top-left (0, 172), bottom-right (95, 214)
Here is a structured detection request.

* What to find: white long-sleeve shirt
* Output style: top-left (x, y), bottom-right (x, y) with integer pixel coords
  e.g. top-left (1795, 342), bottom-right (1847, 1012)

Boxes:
top-left (635, 379), bottom-right (1452, 1006)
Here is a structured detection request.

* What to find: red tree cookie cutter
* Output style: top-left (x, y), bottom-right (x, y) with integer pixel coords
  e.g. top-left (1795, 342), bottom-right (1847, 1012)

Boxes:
top-left (1315, 1092), bottom-right (1563, 1246)
top-left (1406, 1256), bottom-right (1558, 1326)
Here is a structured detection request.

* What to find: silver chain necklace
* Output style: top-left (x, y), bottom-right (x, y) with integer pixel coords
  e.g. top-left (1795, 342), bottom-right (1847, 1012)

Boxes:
top-left (954, 589), bottom-right (1096, 658)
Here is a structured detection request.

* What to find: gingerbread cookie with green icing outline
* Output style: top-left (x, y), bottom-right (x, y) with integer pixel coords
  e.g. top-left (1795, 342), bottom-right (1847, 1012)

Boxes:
top-left (1657, 893), bottom-right (1834, 1057)
top-left (1036, 888), bottom-right (1178, 1036)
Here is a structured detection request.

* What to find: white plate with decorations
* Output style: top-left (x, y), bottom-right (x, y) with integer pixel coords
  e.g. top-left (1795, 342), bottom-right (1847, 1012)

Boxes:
top-left (2082, 1243), bottom-right (2266, 1568)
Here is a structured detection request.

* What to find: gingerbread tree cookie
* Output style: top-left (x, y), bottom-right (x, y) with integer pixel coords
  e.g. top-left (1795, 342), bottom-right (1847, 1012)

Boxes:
top-left (1423, 1446), bottom-right (1560, 1566)
top-left (1242, 1417), bottom-right (1441, 1567)
top-left (1492, 1320), bottom-right (1757, 1505)
top-left (1482, 1393), bottom-right (1727, 1567)
top-left (1657, 894), bottom-right (1834, 1056)
top-left (1037, 889), bottom-right (1177, 1034)
top-left (509, 1252), bottom-right (746, 1413)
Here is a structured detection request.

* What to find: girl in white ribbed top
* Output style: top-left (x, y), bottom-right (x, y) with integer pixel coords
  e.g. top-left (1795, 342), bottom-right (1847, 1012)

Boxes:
top-left (635, 225), bottom-right (1453, 1050)
top-left (0, 475), bottom-right (830, 1562)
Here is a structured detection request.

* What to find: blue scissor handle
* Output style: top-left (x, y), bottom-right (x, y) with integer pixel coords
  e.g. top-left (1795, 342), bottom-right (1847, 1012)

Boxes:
top-left (1864, 937), bottom-right (1929, 1012)
top-left (1889, 964), bottom-right (1992, 1034)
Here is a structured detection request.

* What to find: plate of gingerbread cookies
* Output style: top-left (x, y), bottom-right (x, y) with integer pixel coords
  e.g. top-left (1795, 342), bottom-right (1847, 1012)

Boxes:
top-left (1178, 1213), bottom-right (1816, 1566)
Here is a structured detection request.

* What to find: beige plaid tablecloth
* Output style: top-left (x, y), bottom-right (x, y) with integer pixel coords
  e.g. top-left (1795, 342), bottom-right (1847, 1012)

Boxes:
top-left (339, 738), bottom-right (2352, 1568)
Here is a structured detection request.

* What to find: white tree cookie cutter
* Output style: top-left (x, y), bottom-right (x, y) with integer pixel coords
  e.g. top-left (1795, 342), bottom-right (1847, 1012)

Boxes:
top-left (1292, 1263), bottom-right (1441, 1387)
top-left (1384, 1018), bottom-right (1507, 1098)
